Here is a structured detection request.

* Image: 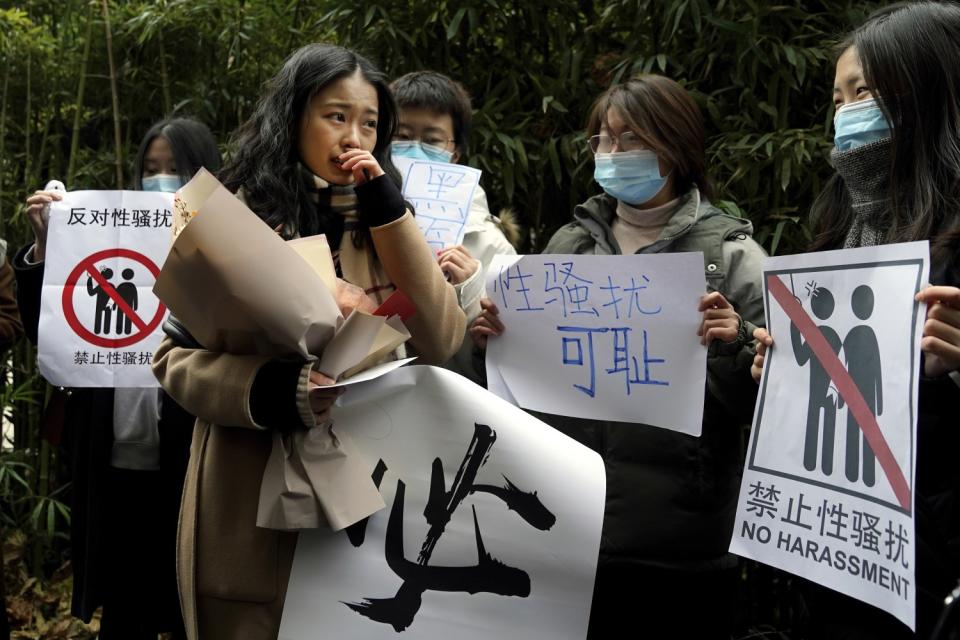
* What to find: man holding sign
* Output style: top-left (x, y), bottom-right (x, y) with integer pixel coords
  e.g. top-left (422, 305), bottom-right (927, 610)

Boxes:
top-left (391, 71), bottom-right (519, 384)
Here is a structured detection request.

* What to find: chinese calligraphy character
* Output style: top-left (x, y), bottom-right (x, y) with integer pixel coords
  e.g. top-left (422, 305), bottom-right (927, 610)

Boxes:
top-left (343, 423), bottom-right (555, 632)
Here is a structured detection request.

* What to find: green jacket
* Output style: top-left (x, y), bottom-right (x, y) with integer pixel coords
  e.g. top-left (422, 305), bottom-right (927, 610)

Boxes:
top-left (538, 188), bottom-right (766, 571)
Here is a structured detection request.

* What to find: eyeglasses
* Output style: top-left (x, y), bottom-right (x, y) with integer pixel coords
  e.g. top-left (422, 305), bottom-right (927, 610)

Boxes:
top-left (588, 131), bottom-right (647, 154)
top-left (393, 133), bottom-right (456, 150)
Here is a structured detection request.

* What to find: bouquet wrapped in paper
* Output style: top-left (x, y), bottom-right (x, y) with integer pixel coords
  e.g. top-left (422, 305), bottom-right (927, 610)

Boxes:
top-left (154, 168), bottom-right (413, 531)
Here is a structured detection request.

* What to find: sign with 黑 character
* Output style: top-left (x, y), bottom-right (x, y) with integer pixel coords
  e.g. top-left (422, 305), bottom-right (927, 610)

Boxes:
top-left (730, 241), bottom-right (929, 631)
top-left (484, 253), bottom-right (707, 435)
top-left (279, 366), bottom-right (605, 640)
top-left (38, 190), bottom-right (175, 387)
top-left (394, 157), bottom-right (481, 250)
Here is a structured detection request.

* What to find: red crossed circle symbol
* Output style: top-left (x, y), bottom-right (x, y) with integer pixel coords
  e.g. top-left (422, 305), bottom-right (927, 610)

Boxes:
top-left (62, 248), bottom-right (165, 349)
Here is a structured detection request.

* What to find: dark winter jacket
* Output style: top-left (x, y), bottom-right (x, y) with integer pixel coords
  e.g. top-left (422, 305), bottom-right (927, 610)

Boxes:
top-left (537, 188), bottom-right (766, 571)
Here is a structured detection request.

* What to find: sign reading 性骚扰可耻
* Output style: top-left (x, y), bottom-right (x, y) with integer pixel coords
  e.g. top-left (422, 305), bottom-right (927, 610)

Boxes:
top-left (484, 253), bottom-right (707, 435)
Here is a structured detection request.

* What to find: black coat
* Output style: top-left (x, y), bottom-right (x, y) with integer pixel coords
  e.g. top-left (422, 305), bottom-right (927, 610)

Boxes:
top-left (13, 244), bottom-right (193, 627)
top-left (536, 192), bottom-right (767, 572)
top-left (802, 244), bottom-right (960, 638)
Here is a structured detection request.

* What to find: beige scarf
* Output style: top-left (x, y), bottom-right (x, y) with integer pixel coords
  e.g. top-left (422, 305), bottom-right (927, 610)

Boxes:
top-left (300, 167), bottom-right (397, 305)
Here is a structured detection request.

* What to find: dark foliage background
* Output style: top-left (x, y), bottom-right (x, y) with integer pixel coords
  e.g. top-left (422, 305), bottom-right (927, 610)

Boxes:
top-left (0, 1), bottom-right (882, 636)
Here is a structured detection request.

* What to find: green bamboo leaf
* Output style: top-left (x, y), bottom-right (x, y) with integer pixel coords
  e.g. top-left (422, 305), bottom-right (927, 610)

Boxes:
top-left (503, 161), bottom-right (515, 200)
top-left (446, 7), bottom-right (466, 40)
top-left (55, 500), bottom-right (71, 524)
top-left (495, 132), bottom-right (515, 162)
top-left (363, 5), bottom-right (377, 27)
top-left (670, 0), bottom-right (688, 39)
top-left (547, 140), bottom-right (562, 185)
top-left (514, 138), bottom-right (528, 169)
top-left (780, 156), bottom-right (791, 191)
top-left (690, 0), bottom-right (703, 33)
top-left (783, 45), bottom-right (797, 67)
top-left (771, 219), bottom-right (787, 255)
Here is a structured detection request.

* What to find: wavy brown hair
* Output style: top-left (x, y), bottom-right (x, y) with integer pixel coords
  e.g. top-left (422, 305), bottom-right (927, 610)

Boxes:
top-left (586, 75), bottom-right (715, 201)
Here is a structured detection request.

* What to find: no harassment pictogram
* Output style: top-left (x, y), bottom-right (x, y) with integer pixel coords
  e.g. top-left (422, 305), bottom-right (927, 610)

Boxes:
top-left (62, 248), bottom-right (165, 349)
top-left (767, 274), bottom-right (911, 511)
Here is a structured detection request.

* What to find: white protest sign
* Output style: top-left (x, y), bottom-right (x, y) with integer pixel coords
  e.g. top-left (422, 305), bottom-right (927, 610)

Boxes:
top-left (394, 156), bottom-right (481, 250)
top-left (484, 253), bottom-right (707, 435)
top-left (280, 366), bottom-right (605, 640)
top-left (38, 191), bottom-right (174, 387)
top-left (730, 242), bottom-right (929, 631)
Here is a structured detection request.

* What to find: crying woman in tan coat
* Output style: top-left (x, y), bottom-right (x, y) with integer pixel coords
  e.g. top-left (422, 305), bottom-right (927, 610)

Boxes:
top-left (152, 44), bottom-right (465, 640)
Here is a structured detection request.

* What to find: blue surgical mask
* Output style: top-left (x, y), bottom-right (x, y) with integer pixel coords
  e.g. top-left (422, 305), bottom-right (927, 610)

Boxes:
top-left (593, 150), bottom-right (668, 205)
top-left (833, 98), bottom-right (891, 151)
top-left (391, 140), bottom-right (454, 164)
top-left (141, 173), bottom-right (185, 193)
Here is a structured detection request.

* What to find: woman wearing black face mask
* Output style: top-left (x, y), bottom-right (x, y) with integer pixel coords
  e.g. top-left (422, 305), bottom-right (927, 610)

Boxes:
top-left (751, 3), bottom-right (960, 637)
top-left (14, 117), bottom-right (220, 639)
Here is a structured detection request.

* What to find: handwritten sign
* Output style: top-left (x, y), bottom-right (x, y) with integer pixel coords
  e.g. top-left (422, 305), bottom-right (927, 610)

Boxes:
top-left (730, 241), bottom-right (929, 631)
top-left (279, 366), bottom-right (604, 639)
top-left (394, 157), bottom-right (481, 250)
top-left (38, 191), bottom-right (174, 387)
top-left (485, 253), bottom-right (707, 435)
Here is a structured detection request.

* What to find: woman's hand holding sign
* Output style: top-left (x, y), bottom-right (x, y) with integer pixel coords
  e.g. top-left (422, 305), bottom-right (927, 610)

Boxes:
top-left (915, 285), bottom-right (960, 378)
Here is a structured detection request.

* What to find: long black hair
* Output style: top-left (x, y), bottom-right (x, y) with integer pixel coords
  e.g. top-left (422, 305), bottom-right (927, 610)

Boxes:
top-left (811, 1), bottom-right (960, 266)
top-left (131, 117), bottom-right (221, 189)
top-left (220, 43), bottom-right (402, 241)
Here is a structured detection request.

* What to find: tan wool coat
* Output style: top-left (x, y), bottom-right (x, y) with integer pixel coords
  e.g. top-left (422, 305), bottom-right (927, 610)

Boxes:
top-left (153, 211), bottom-right (465, 640)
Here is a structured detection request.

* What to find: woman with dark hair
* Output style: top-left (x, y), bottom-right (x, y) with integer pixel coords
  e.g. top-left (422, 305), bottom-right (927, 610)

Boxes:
top-left (151, 44), bottom-right (465, 639)
top-left (132, 118), bottom-right (223, 192)
top-left (471, 75), bottom-right (766, 638)
top-left (752, 3), bottom-right (960, 637)
top-left (15, 117), bottom-right (220, 639)
top-left (219, 43), bottom-right (403, 245)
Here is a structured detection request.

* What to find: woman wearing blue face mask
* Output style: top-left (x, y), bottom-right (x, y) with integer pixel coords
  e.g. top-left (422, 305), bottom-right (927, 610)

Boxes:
top-left (471, 75), bottom-right (766, 638)
top-left (752, 3), bottom-right (960, 637)
top-left (15, 117), bottom-right (220, 639)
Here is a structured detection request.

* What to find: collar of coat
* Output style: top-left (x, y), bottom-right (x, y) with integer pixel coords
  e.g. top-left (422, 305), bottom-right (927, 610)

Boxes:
top-left (573, 187), bottom-right (752, 255)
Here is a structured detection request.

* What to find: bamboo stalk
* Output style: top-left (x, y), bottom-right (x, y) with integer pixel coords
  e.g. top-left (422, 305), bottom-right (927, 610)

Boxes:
top-left (34, 106), bottom-right (52, 191)
top-left (67, 2), bottom-right (94, 187)
top-left (159, 37), bottom-right (172, 115)
top-left (0, 63), bottom-right (9, 238)
top-left (101, 0), bottom-right (124, 188)
top-left (24, 50), bottom-right (31, 194)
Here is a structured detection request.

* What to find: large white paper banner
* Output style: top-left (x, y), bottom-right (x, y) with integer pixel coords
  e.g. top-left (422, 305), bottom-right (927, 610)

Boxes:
top-left (395, 157), bottom-right (481, 250)
top-left (484, 253), bottom-right (707, 435)
top-left (38, 191), bottom-right (174, 387)
top-left (280, 365), bottom-right (605, 639)
top-left (730, 242), bottom-right (929, 631)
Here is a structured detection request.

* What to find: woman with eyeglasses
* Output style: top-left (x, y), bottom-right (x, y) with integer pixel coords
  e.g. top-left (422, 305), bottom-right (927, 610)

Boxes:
top-left (470, 75), bottom-right (765, 638)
